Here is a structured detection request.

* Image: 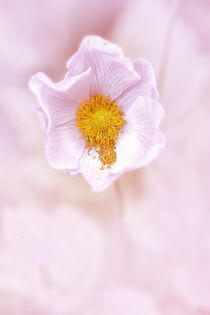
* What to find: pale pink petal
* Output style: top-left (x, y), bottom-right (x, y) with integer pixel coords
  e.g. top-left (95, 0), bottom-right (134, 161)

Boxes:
top-left (67, 35), bottom-right (124, 76)
top-left (29, 68), bottom-right (91, 129)
top-left (112, 96), bottom-right (165, 174)
top-left (78, 35), bottom-right (124, 56)
top-left (133, 58), bottom-right (159, 100)
top-left (78, 151), bottom-right (120, 192)
top-left (45, 120), bottom-right (85, 170)
top-left (118, 58), bottom-right (159, 113)
top-left (66, 35), bottom-right (140, 101)
top-left (89, 53), bottom-right (139, 100)
top-left (29, 69), bottom-right (92, 169)
top-left (32, 106), bottom-right (48, 132)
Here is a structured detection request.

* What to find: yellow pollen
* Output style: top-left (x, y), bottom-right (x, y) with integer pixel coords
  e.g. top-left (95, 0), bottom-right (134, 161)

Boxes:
top-left (92, 110), bottom-right (111, 129)
top-left (75, 93), bottom-right (126, 169)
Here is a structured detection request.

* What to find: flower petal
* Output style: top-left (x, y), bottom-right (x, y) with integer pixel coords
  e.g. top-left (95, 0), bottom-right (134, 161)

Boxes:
top-left (46, 121), bottom-right (85, 170)
top-left (111, 96), bottom-right (165, 174)
top-left (118, 58), bottom-right (159, 113)
top-left (29, 69), bottom-right (92, 170)
top-left (79, 151), bottom-right (120, 192)
top-left (133, 58), bottom-right (159, 100)
top-left (92, 53), bottom-right (140, 100)
top-left (32, 106), bottom-right (48, 132)
top-left (67, 35), bottom-right (124, 76)
top-left (29, 68), bottom-right (91, 130)
top-left (66, 36), bottom-right (140, 100)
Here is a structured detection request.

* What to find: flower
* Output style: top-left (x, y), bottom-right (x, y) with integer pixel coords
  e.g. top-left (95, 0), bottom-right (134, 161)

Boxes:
top-left (29, 35), bottom-right (165, 192)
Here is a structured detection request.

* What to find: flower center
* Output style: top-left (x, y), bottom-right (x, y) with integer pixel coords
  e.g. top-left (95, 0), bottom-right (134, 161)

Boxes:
top-left (75, 93), bottom-right (126, 169)
top-left (92, 110), bottom-right (111, 129)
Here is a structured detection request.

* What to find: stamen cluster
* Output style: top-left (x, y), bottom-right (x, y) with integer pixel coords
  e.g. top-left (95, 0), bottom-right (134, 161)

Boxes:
top-left (75, 93), bottom-right (126, 169)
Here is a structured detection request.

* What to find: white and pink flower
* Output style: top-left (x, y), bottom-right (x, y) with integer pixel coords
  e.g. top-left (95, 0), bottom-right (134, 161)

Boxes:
top-left (29, 35), bottom-right (165, 191)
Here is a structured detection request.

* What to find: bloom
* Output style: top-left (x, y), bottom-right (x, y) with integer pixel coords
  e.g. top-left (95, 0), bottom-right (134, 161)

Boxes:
top-left (29, 35), bottom-right (165, 191)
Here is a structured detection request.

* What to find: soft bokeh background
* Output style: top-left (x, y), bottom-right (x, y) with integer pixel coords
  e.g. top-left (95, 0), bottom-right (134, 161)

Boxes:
top-left (0, 0), bottom-right (210, 314)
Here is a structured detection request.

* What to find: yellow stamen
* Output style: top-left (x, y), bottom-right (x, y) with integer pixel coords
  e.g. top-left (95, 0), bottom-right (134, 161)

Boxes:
top-left (75, 93), bottom-right (126, 169)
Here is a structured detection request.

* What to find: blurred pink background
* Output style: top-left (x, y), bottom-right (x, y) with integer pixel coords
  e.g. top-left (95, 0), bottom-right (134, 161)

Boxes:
top-left (0, 0), bottom-right (210, 314)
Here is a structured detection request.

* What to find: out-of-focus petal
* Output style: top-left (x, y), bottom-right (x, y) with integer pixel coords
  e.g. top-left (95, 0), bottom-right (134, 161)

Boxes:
top-left (0, 205), bottom-right (106, 314)
top-left (84, 286), bottom-right (160, 315)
